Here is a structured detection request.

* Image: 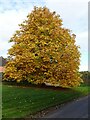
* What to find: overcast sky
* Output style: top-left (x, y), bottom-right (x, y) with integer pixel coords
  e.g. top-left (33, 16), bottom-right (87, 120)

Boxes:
top-left (0, 0), bottom-right (89, 71)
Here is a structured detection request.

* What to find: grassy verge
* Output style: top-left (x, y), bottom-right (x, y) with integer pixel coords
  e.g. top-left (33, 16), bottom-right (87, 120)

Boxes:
top-left (2, 84), bottom-right (90, 118)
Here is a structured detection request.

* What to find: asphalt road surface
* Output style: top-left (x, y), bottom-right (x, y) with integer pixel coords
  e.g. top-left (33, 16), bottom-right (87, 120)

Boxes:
top-left (43, 95), bottom-right (89, 118)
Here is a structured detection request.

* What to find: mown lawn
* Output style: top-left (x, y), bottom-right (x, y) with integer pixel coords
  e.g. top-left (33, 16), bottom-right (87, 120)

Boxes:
top-left (2, 84), bottom-right (90, 118)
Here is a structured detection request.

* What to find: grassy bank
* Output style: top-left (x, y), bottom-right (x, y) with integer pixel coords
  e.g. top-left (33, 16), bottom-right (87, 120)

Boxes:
top-left (2, 84), bottom-right (90, 118)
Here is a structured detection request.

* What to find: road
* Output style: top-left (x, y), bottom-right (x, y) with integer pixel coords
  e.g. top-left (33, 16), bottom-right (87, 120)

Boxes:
top-left (43, 95), bottom-right (89, 118)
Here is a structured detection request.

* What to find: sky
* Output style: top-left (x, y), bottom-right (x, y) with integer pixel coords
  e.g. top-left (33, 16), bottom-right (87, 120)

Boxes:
top-left (0, 0), bottom-right (89, 71)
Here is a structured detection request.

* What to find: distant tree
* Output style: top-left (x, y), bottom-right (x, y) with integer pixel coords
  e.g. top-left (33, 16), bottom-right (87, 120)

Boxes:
top-left (4, 6), bottom-right (83, 88)
top-left (80, 71), bottom-right (90, 85)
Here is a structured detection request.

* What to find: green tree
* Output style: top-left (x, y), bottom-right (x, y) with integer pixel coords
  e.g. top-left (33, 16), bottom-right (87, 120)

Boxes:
top-left (4, 6), bottom-right (83, 87)
top-left (80, 71), bottom-right (90, 85)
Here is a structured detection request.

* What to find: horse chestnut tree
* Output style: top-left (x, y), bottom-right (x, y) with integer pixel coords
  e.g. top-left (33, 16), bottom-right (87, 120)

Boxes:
top-left (4, 6), bottom-right (83, 88)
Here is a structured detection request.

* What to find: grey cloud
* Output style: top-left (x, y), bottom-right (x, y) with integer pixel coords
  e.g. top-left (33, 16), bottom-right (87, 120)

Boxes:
top-left (0, 0), bottom-right (46, 12)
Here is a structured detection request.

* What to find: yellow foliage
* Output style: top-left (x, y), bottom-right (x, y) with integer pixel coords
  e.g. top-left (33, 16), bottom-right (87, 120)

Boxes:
top-left (4, 6), bottom-right (83, 88)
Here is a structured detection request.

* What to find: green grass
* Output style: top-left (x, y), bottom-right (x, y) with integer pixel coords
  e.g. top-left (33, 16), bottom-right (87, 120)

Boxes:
top-left (2, 84), bottom-right (90, 118)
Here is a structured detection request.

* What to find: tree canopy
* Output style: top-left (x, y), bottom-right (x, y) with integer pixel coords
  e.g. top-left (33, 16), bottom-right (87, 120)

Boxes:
top-left (4, 6), bottom-right (83, 88)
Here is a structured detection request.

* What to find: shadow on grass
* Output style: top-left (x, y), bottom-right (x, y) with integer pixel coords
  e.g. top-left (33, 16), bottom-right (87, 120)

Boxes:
top-left (2, 80), bottom-right (86, 96)
top-left (2, 80), bottom-right (72, 91)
